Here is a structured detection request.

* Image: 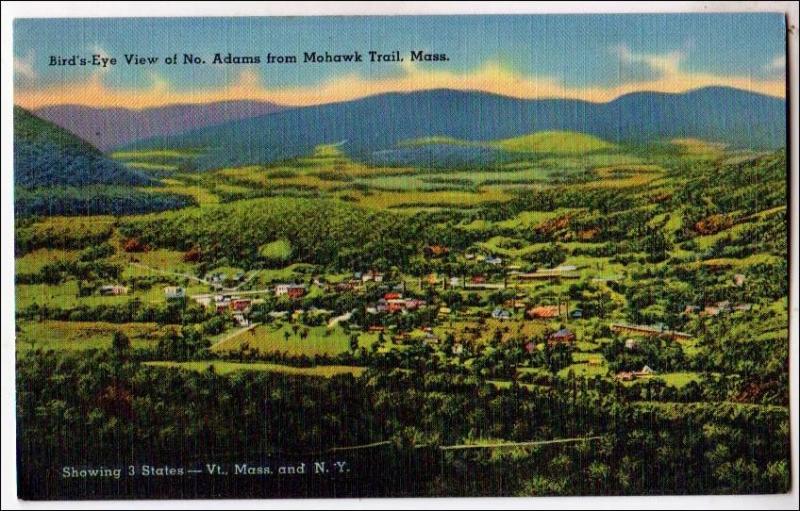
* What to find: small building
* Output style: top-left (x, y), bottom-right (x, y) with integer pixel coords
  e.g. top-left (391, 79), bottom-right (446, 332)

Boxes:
top-left (384, 292), bottom-right (402, 300)
top-left (624, 338), bottom-right (639, 350)
top-left (287, 287), bottom-right (306, 299)
top-left (449, 276), bottom-right (462, 288)
top-left (360, 271), bottom-right (384, 283)
top-left (232, 312), bottom-right (249, 327)
top-left (491, 307), bottom-right (512, 320)
top-left (615, 371), bottom-right (635, 382)
top-left (470, 275), bottom-right (486, 284)
top-left (424, 245), bottom-right (450, 258)
top-left (99, 284), bottom-right (128, 296)
top-left (526, 305), bottom-right (561, 320)
top-left (275, 283), bottom-right (306, 299)
top-left (569, 308), bottom-right (584, 319)
top-left (485, 256), bottom-right (503, 266)
top-left (232, 298), bottom-right (252, 311)
top-left (215, 299), bottom-right (231, 313)
top-left (335, 282), bottom-right (355, 293)
top-left (387, 299), bottom-right (406, 313)
top-left (164, 286), bottom-right (186, 300)
top-left (554, 265), bottom-right (578, 272)
top-left (405, 299), bottom-right (425, 310)
top-left (733, 274), bottom-right (747, 287)
top-left (547, 328), bottom-right (576, 347)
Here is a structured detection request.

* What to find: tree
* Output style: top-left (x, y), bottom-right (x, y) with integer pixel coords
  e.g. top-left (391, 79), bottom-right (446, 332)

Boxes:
top-left (112, 331), bottom-right (130, 354)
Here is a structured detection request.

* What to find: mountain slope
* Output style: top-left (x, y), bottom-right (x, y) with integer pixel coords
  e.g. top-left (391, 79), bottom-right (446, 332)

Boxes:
top-left (34, 100), bottom-right (285, 151)
top-left (14, 107), bottom-right (151, 188)
top-left (125, 87), bottom-right (785, 170)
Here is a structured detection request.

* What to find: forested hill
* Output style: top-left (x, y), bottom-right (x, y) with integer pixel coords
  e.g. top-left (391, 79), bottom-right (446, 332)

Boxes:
top-left (13, 106), bottom-right (152, 188)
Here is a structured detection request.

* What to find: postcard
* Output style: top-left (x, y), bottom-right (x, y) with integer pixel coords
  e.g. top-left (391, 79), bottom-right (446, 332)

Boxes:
top-left (10, 11), bottom-right (792, 500)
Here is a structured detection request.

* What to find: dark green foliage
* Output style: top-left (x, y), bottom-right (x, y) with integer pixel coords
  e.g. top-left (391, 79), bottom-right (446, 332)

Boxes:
top-left (603, 337), bottom-right (686, 373)
top-left (16, 351), bottom-right (790, 497)
top-left (119, 197), bottom-right (423, 269)
top-left (15, 186), bottom-right (196, 217)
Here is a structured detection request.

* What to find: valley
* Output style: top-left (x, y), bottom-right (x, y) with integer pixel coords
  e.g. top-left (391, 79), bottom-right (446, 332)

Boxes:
top-left (13, 90), bottom-right (790, 497)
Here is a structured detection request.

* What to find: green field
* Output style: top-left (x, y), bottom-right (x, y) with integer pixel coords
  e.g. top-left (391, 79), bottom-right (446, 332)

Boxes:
top-left (145, 360), bottom-right (365, 377)
top-left (211, 323), bottom-right (379, 356)
top-left (16, 320), bottom-right (172, 352)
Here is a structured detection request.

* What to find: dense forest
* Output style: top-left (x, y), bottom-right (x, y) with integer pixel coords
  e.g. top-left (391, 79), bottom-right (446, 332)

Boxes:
top-left (17, 348), bottom-right (790, 498)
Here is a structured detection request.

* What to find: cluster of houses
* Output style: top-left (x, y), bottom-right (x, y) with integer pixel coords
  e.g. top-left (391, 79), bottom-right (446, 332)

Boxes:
top-left (367, 292), bottom-right (426, 314)
top-left (521, 328), bottom-right (578, 353)
top-left (207, 270), bottom-right (246, 288)
top-left (683, 301), bottom-right (752, 317)
top-left (463, 252), bottom-right (503, 266)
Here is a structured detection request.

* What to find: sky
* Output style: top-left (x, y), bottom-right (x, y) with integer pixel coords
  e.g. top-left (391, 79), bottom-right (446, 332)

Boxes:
top-left (14, 14), bottom-right (787, 109)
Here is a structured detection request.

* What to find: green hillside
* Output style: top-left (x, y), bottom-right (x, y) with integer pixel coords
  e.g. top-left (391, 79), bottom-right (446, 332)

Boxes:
top-left (492, 130), bottom-right (616, 154)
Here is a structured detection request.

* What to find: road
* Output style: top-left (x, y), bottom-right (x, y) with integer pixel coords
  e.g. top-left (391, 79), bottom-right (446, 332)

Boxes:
top-left (128, 262), bottom-right (209, 284)
top-left (210, 322), bottom-right (261, 351)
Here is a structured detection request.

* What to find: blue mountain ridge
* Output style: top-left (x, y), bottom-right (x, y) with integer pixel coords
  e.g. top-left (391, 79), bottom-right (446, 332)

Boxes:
top-left (14, 107), bottom-right (152, 188)
top-left (124, 86), bottom-right (785, 170)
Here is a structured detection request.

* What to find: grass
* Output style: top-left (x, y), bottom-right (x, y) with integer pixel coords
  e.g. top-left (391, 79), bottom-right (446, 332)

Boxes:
top-left (17, 215), bottom-right (115, 250)
top-left (495, 208), bottom-right (576, 230)
top-left (259, 239), bottom-right (293, 261)
top-left (356, 189), bottom-right (511, 209)
top-left (140, 183), bottom-right (219, 205)
top-left (623, 372), bottom-right (703, 389)
top-left (493, 131), bottom-right (616, 154)
top-left (211, 323), bottom-right (378, 357)
top-left (144, 360), bottom-right (365, 377)
top-left (111, 149), bottom-right (204, 160)
top-left (16, 320), bottom-right (171, 353)
top-left (15, 279), bottom-right (206, 309)
top-left (558, 361), bottom-right (609, 379)
top-left (671, 138), bottom-right (726, 158)
top-left (434, 319), bottom-right (549, 346)
top-left (125, 162), bottom-right (179, 172)
top-left (425, 168), bottom-right (553, 185)
top-left (398, 136), bottom-right (483, 148)
top-left (116, 249), bottom-right (199, 278)
top-left (15, 248), bottom-right (79, 274)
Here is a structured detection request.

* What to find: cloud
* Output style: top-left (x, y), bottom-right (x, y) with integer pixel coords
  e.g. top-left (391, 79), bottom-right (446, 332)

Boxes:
top-left (765, 54), bottom-right (786, 72)
top-left (14, 52), bottom-right (36, 81)
top-left (611, 44), bottom-right (684, 76)
top-left (90, 45), bottom-right (113, 73)
top-left (15, 55), bottom-right (785, 110)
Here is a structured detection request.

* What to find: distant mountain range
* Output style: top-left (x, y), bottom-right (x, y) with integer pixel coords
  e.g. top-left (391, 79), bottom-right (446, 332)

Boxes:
top-left (34, 100), bottom-right (285, 151)
top-left (14, 107), bottom-right (151, 188)
top-left (120, 87), bottom-right (785, 169)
